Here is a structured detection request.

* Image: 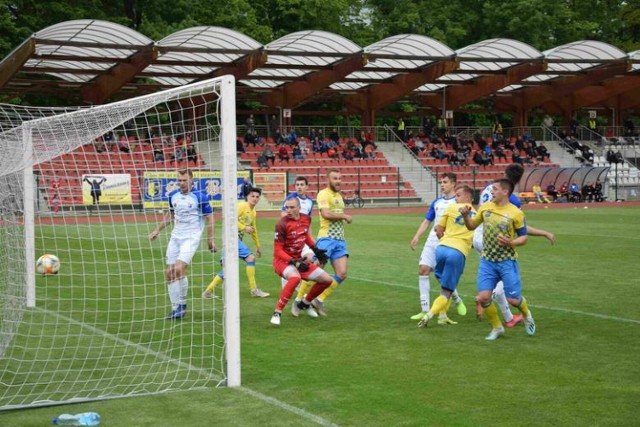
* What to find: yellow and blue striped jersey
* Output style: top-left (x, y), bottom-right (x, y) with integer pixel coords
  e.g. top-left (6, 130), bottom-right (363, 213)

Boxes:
top-left (237, 200), bottom-right (259, 248)
top-left (470, 201), bottom-right (526, 261)
top-left (437, 203), bottom-right (476, 257)
top-left (316, 187), bottom-right (345, 240)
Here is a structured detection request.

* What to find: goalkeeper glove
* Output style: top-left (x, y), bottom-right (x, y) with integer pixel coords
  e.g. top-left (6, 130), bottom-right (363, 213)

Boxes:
top-left (311, 246), bottom-right (329, 265)
top-left (289, 258), bottom-right (310, 272)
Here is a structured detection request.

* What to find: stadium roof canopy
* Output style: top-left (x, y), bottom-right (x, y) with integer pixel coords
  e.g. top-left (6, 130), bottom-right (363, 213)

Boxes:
top-left (1, 19), bottom-right (639, 125)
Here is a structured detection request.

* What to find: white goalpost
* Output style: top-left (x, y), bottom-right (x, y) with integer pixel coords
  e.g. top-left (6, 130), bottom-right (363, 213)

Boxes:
top-left (0, 75), bottom-right (241, 410)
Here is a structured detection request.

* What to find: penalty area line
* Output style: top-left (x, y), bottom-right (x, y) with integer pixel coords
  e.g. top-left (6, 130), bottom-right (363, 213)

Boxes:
top-left (354, 276), bottom-right (640, 325)
top-left (35, 307), bottom-right (339, 426)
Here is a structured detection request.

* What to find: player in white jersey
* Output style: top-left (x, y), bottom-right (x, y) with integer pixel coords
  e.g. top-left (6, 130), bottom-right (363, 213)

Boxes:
top-left (410, 172), bottom-right (467, 323)
top-left (473, 164), bottom-right (555, 327)
top-left (149, 169), bottom-right (215, 320)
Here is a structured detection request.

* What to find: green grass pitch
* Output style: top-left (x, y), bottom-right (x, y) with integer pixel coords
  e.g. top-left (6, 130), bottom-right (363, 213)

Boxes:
top-left (2, 206), bottom-right (640, 426)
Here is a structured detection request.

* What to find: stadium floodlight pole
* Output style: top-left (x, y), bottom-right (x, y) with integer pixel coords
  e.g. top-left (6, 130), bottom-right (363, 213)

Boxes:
top-left (23, 123), bottom-right (36, 309)
top-left (220, 75), bottom-right (241, 387)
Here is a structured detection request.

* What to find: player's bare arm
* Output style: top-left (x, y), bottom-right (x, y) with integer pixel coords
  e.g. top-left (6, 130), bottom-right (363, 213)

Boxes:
top-left (206, 213), bottom-right (216, 252)
top-left (410, 219), bottom-right (431, 250)
top-left (149, 211), bottom-right (173, 240)
top-left (320, 207), bottom-right (351, 223)
top-left (497, 234), bottom-right (528, 248)
top-left (526, 225), bottom-right (556, 245)
top-left (459, 206), bottom-right (478, 230)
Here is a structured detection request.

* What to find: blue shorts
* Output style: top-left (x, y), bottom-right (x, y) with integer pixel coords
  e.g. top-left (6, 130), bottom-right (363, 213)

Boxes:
top-left (434, 245), bottom-right (466, 292)
top-left (238, 239), bottom-right (253, 260)
top-left (477, 258), bottom-right (522, 299)
top-left (316, 238), bottom-right (349, 262)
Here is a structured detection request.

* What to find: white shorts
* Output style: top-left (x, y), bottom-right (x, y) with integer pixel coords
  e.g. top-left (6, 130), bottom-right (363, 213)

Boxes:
top-left (472, 225), bottom-right (484, 255)
top-left (419, 237), bottom-right (438, 269)
top-left (166, 235), bottom-right (202, 265)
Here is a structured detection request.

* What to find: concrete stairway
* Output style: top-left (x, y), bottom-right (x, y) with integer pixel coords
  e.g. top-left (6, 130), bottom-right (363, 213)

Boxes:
top-left (376, 141), bottom-right (437, 204)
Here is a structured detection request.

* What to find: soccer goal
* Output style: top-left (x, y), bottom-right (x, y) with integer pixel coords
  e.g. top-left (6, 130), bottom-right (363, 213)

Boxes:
top-left (0, 75), bottom-right (241, 410)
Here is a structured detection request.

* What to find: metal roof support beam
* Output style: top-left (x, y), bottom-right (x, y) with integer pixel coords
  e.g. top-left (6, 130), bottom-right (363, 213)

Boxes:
top-left (262, 54), bottom-right (364, 108)
top-left (347, 60), bottom-right (458, 112)
top-left (80, 45), bottom-right (156, 104)
top-left (0, 38), bottom-right (36, 89)
top-left (446, 62), bottom-right (545, 110)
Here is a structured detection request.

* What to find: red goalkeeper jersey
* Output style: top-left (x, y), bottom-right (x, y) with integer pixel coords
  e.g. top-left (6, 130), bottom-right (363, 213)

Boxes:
top-left (273, 216), bottom-right (315, 263)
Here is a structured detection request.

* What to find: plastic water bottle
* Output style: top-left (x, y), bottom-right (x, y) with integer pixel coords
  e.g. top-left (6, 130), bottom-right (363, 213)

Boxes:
top-left (52, 412), bottom-right (100, 426)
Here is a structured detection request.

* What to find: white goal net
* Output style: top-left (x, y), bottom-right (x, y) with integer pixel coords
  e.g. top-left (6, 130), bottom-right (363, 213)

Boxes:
top-left (0, 75), bottom-right (241, 410)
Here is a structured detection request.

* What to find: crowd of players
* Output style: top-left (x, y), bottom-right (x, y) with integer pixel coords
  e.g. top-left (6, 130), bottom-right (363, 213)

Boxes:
top-left (148, 163), bottom-right (555, 340)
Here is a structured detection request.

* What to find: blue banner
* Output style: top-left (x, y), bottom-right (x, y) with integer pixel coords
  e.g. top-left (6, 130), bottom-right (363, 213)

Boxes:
top-left (142, 170), bottom-right (250, 209)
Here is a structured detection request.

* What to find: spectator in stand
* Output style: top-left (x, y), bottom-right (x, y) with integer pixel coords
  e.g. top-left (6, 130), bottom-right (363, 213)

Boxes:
top-left (494, 145), bottom-right (507, 161)
top-left (274, 128), bottom-right (286, 146)
top-left (278, 145), bottom-right (290, 163)
top-left (241, 176), bottom-right (253, 200)
top-left (543, 115), bottom-right (554, 139)
top-left (569, 116), bottom-right (579, 137)
top-left (83, 175), bottom-right (106, 205)
top-left (172, 145), bottom-right (185, 164)
top-left (353, 141), bottom-right (364, 159)
top-left (94, 138), bottom-right (106, 153)
top-left (244, 130), bottom-right (257, 147)
top-left (492, 119), bottom-right (503, 141)
top-left (269, 115), bottom-right (278, 139)
top-left (546, 184), bottom-right (559, 202)
top-left (364, 143), bottom-right (375, 160)
top-left (186, 145), bottom-right (198, 166)
top-left (257, 153), bottom-right (269, 169)
top-left (236, 138), bottom-right (246, 154)
top-left (606, 149), bottom-right (616, 163)
top-left (615, 150), bottom-right (624, 164)
top-left (512, 151), bottom-right (524, 165)
top-left (327, 146), bottom-right (340, 159)
top-left (415, 138), bottom-right (425, 154)
top-left (473, 150), bottom-right (489, 166)
top-left (329, 128), bottom-right (340, 144)
top-left (397, 117), bottom-right (406, 141)
top-left (431, 143), bottom-right (448, 162)
top-left (312, 137), bottom-right (323, 153)
top-left (287, 128), bottom-right (297, 146)
top-left (624, 117), bottom-right (635, 137)
top-left (456, 148), bottom-right (468, 166)
top-left (536, 142), bottom-right (549, 161)
top-left (582, 182), bottom-right (595, 202)
top-left (261, 145), bottom-right (276, 165)
top-left (342, 145), bottom-right (354, 161)
top-left (298, 137), bottom-right (310, 156)
top-left (594, 180), bottom-right (604, 202)
top-left (363, 128), bottom-right (374, 144)
top-left (118, 135), bottom-right (130, 153)
top-left (570, 182), bottom-right (581, 202)
top-left (153, 144), bottom-right (165, 162)
top-left (246, 114), bottom-right (255, 135)
top-left (293, 145), bottom-right (305, 161)
top-left (559, 182), bottom-right (569, 201)
top-left (407, 138), bottom-right (419, 156)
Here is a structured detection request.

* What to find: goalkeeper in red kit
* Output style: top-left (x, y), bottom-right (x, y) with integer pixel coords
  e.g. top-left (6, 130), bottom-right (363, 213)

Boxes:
top-left (270, 197), bottom-right (336, 326)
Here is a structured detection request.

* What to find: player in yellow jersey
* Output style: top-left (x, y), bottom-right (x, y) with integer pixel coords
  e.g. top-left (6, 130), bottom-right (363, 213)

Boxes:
top-left (308, 169), bottom-right (352, 315)
top-left (202, 187), bottom-right (270, 298)
top-left (461, 179), bottom-right (535, 340)
top-left (417, 185), bottom-right (476, 328)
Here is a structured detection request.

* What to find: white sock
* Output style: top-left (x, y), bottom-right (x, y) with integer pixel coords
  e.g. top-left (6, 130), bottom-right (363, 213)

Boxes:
top-left (168, 280), bottom-right (180, 310)
top-left (418, 275), bottom-right (430, 312)
top-left (451, 289), bottom-right (461, 304)
top-left (179, 276), bottom-right (188, 305)
top-left (493, 281), bottom-right (513, 322)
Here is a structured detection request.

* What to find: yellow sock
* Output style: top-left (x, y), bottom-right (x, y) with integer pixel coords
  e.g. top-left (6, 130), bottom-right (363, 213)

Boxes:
top-left (296, 280), bottom-right (313, 300)
top-left (318, 280), bottom-right (339, 302)
top-left (429, 295), bottom-right (450, 317)
top-left (517, 297), bottom-right (530, 318)
top-left (246, 265), bottom-right (257, 290)
top-left (205, 275), bottom-right (224, 293)
top-left (483, 303), bottom-right (502, 329)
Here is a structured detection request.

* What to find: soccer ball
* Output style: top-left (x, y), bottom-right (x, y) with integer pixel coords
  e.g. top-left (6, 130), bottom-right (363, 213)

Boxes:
top-left (36, 254), bottom-right (60, 275)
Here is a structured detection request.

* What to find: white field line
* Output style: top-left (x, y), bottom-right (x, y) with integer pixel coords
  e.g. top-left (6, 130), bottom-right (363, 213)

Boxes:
top-left (35, 307), bottom-right (339, 427)
top-left (353, 276), bottom-right (640, 325)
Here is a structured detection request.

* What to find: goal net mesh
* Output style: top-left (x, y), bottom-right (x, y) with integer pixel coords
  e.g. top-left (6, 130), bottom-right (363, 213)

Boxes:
top-left (0, 76), bottom-right (238, 410)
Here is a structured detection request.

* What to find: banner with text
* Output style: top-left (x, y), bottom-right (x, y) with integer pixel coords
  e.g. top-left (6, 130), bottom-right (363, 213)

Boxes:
top-left (82, 174), bottom-right (132, 205)
top-left (142, 170), bottom-right (250, 209)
